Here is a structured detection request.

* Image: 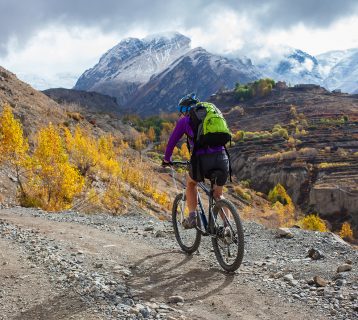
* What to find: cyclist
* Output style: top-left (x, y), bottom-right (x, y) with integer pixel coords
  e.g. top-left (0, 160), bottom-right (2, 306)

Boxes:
top-left (162, 93), bottom-right (229, 229)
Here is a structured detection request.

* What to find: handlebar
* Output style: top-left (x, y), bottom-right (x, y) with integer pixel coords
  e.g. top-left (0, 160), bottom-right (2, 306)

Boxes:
top-left (171, 160), bottom-right (190, 166)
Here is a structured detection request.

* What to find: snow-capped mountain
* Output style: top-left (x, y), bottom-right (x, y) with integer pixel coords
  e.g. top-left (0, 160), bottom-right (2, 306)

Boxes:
top-left (129, 47), bottom-right (261, 115)
top-left (74, 32), bottom-right (191, 105)
top-left (257, 49), bottom-right (323, 86)
top-left (73, 31), bottom-right (358, 114)
top-left (317, 48), bottom-right (358, 93)
top-left (74, 32), bottom-right (262, 113)
top-left (256, 48), bottom-right (358, 93)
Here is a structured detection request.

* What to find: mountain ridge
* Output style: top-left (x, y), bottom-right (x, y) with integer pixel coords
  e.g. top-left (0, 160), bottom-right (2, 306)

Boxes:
top-left (72, 32), bottom-right (358, 114)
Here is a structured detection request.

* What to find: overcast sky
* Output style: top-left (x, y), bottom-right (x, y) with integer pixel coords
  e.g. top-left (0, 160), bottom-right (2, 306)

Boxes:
top-left (1, 0), bottom-right (358, 89)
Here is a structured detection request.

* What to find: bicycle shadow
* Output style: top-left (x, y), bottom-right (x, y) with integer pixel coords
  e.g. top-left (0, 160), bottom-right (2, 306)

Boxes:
top-left (129, 250), bottom-right (235, 303)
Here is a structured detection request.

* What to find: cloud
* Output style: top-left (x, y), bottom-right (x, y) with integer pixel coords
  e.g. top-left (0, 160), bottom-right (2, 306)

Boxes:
top-left (1, 0), bottom-right (358, 55)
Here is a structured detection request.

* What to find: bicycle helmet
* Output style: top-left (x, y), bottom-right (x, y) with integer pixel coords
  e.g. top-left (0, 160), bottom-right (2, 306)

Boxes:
top-left (177, 93), bottom-right (199, 113)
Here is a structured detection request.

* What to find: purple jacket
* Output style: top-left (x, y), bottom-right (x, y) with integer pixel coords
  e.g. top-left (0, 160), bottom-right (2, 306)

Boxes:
top-left (164, 115), bottom-right (223, 162)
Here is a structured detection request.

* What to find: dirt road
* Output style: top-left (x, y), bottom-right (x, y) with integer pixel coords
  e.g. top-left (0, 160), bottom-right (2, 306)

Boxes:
top-left (0, 208), bottom-right (356, 319)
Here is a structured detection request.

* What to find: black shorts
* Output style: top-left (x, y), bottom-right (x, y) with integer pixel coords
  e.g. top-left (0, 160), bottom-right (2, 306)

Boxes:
top-left (189, 151), bottom-right (229, 186)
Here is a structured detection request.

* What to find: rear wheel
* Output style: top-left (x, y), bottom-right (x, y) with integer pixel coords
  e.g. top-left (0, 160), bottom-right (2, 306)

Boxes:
top-left (172, 193), bottom-right (201, 254)
top-left (211, 199), bottom-right (244, 272)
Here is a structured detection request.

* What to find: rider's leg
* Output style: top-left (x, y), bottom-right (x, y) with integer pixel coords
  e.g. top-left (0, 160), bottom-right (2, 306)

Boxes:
top-left (213, 185), bottom-right (224, 200)
top-left (213, 185), bottom-right (231, 223)
top-left (186, 174), bottom-right (198, 212)
top-left (182, 175), bottom-right (198, 228)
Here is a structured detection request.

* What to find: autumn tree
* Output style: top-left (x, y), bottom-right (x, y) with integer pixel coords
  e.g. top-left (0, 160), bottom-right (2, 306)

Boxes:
top-left (64, 126), bottom-right (98, 176)
top-left (299, 214), bottom-right (327, 232)
top-left (27, 124), bottom-right (84, 210)
top-left (339, 222), bottom-right (353, 240)
top-left (180, 143), bottom-right (190, 160)
top-left (147, 126), bottom-right (156, 142)
top-left (0, 104), bottom-right (30, 196)
top-left (268, 183), bottom-right (292, 206)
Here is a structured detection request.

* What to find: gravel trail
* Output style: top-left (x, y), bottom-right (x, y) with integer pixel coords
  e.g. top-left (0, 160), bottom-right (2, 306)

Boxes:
top-left (0, 207), bottom-right (357, 320)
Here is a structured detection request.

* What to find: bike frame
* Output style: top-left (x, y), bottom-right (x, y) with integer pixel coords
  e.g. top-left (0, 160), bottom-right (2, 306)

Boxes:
top-left (171, 161), bottom-right (217, 236)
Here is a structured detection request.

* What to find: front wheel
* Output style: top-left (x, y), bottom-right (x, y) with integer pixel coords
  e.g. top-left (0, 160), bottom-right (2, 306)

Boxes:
top-left (172, 193), bottom-right (201, 254)
top-left (211, 199), bottom-right (244, 272)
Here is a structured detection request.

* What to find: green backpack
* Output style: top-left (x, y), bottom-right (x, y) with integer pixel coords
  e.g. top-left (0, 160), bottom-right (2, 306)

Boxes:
top-left (189, 102), bottom-right (231, 149)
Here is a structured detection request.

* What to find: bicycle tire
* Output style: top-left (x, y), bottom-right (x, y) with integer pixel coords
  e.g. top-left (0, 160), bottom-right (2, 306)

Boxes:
top-left (172, 193), bottom-right (201, 254)
top-left (211, 199), bottom-right (244, 272)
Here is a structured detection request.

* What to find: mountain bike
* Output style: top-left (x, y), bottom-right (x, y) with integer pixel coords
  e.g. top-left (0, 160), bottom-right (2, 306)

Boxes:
top-left (169, 161), bottom-right (244, 272)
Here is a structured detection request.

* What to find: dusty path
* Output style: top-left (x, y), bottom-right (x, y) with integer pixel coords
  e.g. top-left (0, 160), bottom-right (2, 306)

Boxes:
top-left (0, 208), bottom-right (356, 319)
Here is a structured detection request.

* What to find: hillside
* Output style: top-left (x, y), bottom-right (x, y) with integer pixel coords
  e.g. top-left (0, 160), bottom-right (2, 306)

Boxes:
top-left (0, 66), bottom-right (67, 138)
top-left (43, 88), bottom-right (123, 115)
top-left (0, 65), bottom-right (160, 214)
top-left (211, 84), bottom-right (358, 232)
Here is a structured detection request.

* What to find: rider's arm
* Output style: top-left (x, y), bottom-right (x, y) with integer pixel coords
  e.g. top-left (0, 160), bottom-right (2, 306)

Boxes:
top-left (164, 116), bottom-right (188, 162)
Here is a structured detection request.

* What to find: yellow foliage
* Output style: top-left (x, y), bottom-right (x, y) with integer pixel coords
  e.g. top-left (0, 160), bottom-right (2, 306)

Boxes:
top-left (179, 143), bottom-right (190, 160)
top-left (64, 126), bottom-right (98, 175)
top-left (233, 130), bottom-right (244, 141)
top-left (134, 132), bottom-right (146, 151)
top-left (173, 146), bottom-right (179, 156)
top-left (268, 183), bottom-right (292, 206)
top-left (102, 182), bottom-right (123, 215)
top-left (98, 134), bottom-right (116, 159)
top-left (272, 201), bottom-right (295, 227)
top-left (233, 185), bottom-right (251, 201)
top-left (0, 103), bottom-right (29, 166)
top-left (26, 124), bottom-right (84, 211)
top-left (318, 162), bottom-right (349, 169)
top-left (152, 190), bottom-right (170, 207)
top-left (339, 222), bottom-right (353, 240)
top-left (147, 127), bottom-right (156, 142)
top-left (299, 214), bottom-right (327, 232)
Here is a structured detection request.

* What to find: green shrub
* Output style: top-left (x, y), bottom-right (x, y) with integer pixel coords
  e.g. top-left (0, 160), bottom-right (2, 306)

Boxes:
top-left (234, 78), bottom-right (275, 101)
top-left (268, 183), bottom-right (292, 206)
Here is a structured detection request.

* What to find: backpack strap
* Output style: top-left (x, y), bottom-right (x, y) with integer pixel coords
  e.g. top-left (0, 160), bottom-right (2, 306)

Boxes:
top-left (186, 134), bottom-right (191, 153)
top-left (224, 144), bottom-right (232, 183)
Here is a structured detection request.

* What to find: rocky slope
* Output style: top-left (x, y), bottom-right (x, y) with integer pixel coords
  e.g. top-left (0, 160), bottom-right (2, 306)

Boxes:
top-left (74, 32), bottom-right (191, 106)
top-left (0, 207), bottom-right (357, 320)
top-left (0, 66), bottom-right (67, 138)
top-left (210, 85), bottom-right (358, 230)
top-left (43, 88), bottom-right (123, 115)
top-left (0, 65), bottom-right (137, 207)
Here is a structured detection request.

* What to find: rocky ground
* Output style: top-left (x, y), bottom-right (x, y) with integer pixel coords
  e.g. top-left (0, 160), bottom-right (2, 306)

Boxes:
top-left (0, 207), bottom-right (357, 320)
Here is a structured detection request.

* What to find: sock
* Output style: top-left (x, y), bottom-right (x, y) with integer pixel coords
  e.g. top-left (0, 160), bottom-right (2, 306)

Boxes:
top-left (188, 211), bottom-right (196, 218)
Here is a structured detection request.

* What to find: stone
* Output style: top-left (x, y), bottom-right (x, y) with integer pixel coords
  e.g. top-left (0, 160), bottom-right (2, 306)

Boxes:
top-left (313, 276), bottom-right (329, 287)
top-left (276, 228), bottom-right (294, 238)
top-left (139, 306), bottom-right (152, 318)
top-left (168, 295), bottom-right (184, 303)
top-left (307, 248), bottom-right (324, 260)
top-left (337, 264), bottom-right (352, 273)
top-left (283, 274), bottom-right (294, 281)
top-left (155, 230), bottom-right (166, 238)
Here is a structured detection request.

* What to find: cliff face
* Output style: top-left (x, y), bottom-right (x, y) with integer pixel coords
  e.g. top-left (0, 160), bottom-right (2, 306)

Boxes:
top-left (212, 85), bottom-right (358, 227)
